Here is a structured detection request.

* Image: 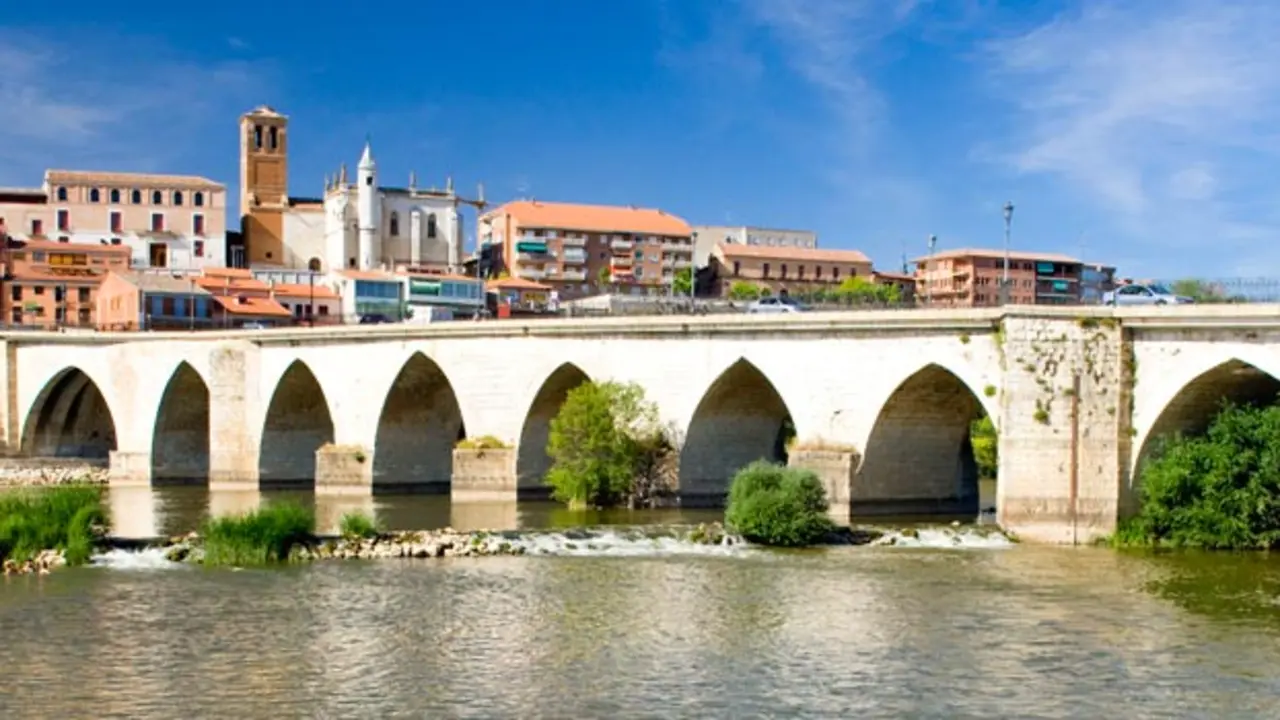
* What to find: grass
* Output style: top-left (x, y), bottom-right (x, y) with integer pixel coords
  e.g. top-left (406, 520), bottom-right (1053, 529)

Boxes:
top-left (455, 435), bottom-right (509, 450)
top-left (339, 510), bottom-right (380, 539)
top-left (200, 501), bottom-right (315, 567)
top-left (0, 484), bottom-right (106, 566)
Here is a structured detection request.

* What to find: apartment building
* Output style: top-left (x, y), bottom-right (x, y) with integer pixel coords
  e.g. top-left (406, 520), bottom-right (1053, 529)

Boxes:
top-left (477, 200), bottom-right (694, 299)
top-left (692, 225), bottom-right (817, 269)
top-left (707, 243), bottom-right (874, 297)
top-left (1, 237), bottom-right (130, 328)
top-left (97, 271), bottom-right (216, 331)
top-left (194, 268), bottom-right (293, 327)
top-left (0, 170), bottom-right (226, 271)
top-left (913, 249), bottom-right (1090, 307)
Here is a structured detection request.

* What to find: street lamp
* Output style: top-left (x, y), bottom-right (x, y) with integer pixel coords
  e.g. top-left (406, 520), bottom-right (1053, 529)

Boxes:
top-left (926, 234), bottom-right (937, 307)
top-left (1002, 201), bottom-right (1014, 305)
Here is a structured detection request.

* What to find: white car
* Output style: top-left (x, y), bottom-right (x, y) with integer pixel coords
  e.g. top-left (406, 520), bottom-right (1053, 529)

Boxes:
top-left (1103, 284), bottom-right (1193, 306)
top-left (746, 296), bottom-right (808, 314)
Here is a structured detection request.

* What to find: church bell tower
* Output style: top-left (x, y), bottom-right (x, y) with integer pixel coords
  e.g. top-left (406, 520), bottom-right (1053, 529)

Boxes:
top-left (239, 106), bottom-right (290, 265)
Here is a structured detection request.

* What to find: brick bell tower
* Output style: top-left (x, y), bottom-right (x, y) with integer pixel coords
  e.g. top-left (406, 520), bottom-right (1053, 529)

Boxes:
top-left (239, 106), bottom-right (289, 265)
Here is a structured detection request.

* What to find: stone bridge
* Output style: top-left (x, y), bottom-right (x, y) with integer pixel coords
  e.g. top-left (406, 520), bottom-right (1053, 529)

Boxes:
top-left (4, 305), bottom-right (1280, 544)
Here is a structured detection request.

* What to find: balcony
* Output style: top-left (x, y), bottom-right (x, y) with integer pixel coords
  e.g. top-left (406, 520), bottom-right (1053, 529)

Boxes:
top-left (609, 238), bottom-right (633, 252)
top-left (562, 251), bottom-right (588, 265)
top-left (561, 269), bottom-right (587, 281)
top-left (610, 254), bottom-right (634, 267)
top-left (516, 239), bottom-right (549, 254)
top-left (664, 257), bottom-right (692, 269)
top-left (517, 266), bottom-right (546, 280)
top-left (661, 244), bottom-right (693, 255)
top-left (562, 235), bottom-right (587, 247)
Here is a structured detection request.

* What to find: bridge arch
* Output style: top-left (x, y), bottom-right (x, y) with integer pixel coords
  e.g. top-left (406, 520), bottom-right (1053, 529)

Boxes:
top-left (516, 362), bottom-right (591, 497)
top-left (373, 351), bottom-right (465, 493)
top-left (857, 363), bottom-right (992, 516)
top-left (679, 358), bottom-right (794, 506)
top-left (151, 361), bottom-right (210, 485)
top-left (22, 367), bottom-right (118, 458)
top-left (259, 360), bottom-right (334, 488)
top-left (1129, 358), bottom-right (1280, 513)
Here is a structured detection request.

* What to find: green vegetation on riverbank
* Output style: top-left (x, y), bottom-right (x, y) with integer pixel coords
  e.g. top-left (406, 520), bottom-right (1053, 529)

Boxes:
top-left (200, 502), bottom-right (315, 567)
top-left (1113, 402), bottom-right (1280, 550)
top-left (0, 484), bottom-right (105, 566)
top-left (339, 510), bottom-right (380, 539)
top-left (725, 462), bottom-right (833, 547)
top-left (546, 381), bottom-right (672, 509)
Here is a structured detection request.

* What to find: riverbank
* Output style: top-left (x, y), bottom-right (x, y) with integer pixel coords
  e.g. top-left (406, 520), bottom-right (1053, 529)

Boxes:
top-left (0, 458), bottom-right (108, 488)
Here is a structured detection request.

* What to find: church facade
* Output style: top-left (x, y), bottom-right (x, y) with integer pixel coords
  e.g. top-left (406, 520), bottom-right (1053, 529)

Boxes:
top-left (239, 106), bottom-right (462, 273)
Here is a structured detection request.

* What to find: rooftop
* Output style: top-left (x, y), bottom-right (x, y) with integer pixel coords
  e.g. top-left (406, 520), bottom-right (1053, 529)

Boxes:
top-left (337, 270), bottom-right (399, 281)
top-left (44, 169), bottom-right (225, 191)
top-left (911, 248), bottom-right (1083, 265)
top-left (8, 238), bottom-right (132, 254)
top-left (112, 271), bottom-right (213, 295)
top-left (269, 283), bottom-right (339, 299)
top-left (7, 267), bottom-right (105, 284)
top-left (487, 277), bottom-right (551, 292)
top-left (211, 295), bottom-right (292, 317)
top-left (716, 243), bottom-right (871, 264)
top-left (0, 187), bottom-right (46, 204)
top-left (487, 200), bottom-right (691, 236)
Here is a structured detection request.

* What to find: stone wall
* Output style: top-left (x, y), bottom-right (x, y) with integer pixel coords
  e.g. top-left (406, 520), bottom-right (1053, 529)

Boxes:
top-left (0, 458), bottom-right (109, 487)
top-left (788, 449), bottom-right (857, 519)
top-left (451, 448), bottom-right (517, 502)
top-left (315, 444), bottom-right (372, 495)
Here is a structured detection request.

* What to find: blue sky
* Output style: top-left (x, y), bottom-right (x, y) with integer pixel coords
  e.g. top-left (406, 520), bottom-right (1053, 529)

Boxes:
top-left (2, 0), bottom-right (1277, 278)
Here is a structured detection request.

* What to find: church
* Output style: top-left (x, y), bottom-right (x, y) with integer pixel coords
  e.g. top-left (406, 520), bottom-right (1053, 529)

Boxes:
top-left (238, 106), bottom-right (465, 273)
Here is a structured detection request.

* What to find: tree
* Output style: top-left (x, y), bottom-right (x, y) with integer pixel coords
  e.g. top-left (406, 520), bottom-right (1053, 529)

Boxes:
top-left (970, 415), bottom-right (997, 480)
top-left (1170, 279), bottom-right (1229, 304)
top-left (724, 461), bottom-right (833, 547)
top-left (546, 381), bottom-right (668, 508)
top-left (672, 267), bottom-right (693, 296)
top-left (727, 281), bottom-right (762, 301)
top-left (833, 276), bottom-right (900, 306)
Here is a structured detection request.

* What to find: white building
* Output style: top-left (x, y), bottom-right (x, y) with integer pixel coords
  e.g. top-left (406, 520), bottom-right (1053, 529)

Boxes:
top-left (691, 225), bottom-right (818, 269)
top-left (239, 106), bottom-right (463, 274)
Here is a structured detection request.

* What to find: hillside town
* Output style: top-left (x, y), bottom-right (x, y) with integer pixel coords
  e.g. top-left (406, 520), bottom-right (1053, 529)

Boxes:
top-left (0, 106), bottom-right (1123, 330)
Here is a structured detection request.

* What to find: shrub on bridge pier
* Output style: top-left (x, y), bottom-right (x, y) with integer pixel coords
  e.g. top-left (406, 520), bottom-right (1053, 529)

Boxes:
top-left (546, 381), bottom-right (671, 509)
top-left (0, 484), bottom-right (105, 566)
top-left (725, 462), bottom-right (833, 547)
top-left (1115, 401), bottom-right (1280, 550)
top-left (200, 501), bottom-right (315, 567)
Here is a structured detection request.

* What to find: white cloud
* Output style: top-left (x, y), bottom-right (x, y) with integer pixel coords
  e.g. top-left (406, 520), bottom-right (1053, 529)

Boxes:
top-left (0, 30), bottom-right (274, 186)
top-left (986, 1), bottom-right (1280, 252)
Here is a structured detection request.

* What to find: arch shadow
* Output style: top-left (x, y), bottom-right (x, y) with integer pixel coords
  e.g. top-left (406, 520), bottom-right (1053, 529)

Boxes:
top-left (22, 367), bottom-right (117, 459)
top-left (679, 358), bottom-right (794, 507)
top-left (373, 352), bottom-right (465, 494)
top-left (259, 360), bottom-right (334, 489)
top-left (151, 362), bottom-right (210, 486)
top-left (1128, 358), bottom-right (1280, 515)
top-left (516, 363), bottom-right (591, 500)
top-left (856, 363), bottom-right (988, 517)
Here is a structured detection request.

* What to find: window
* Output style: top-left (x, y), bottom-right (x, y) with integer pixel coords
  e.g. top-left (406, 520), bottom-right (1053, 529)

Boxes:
top-left (815, 265), bottom-right (823, 279)
top-left (78, 308), bottom-right (90, 325)
top-left (30, 219), bottom-right (42, 236)
top-left (762, 263), bottom-right (770, 278)
top-left (798, 266), bottom-right (806, 279)
top-left (34, 286), bottom-right (44, 295)
top-left (365, 176), bottom-right (373, 186)
top-left (733, 261), bottom-right (740, 276)
top-left (308, 257), bottom-right (322, 272)
top-left (832, 267), bottom-right (840, 281)
top-left (56, 187), bottom-right (67, 202)
top-left (150, 296), bottom-right (163, 317)
top-left (110, 189), bottom-right (120, 204)
top-left (78, 288), bottom-right (90, 303)
top-left (254, 125), bottom-right (263, 149)
top-left (194, 191), bottom-right (204, 207)
top-left (110, 238), bottom-right (121, 245)
top-left (194, 240), bottom-right (205, 257)
top-left (318, 305), bottom-right (329, 316)
top-left (389, 211), bottom-right (400, 236)
top-left (54, 286), bottom-right (65, 302)
top-left (173, 191), bottom-right (184, 206)
top-left (131, 189), bottom-right (141, 204)
top-left (56, 210), bottom-right (69, 231)
top-left (110, 211), bottom-right (122, 233)
top-left (55, 307), bottom-right (65, 324)
top-left (269, 126), bottom-right (278, 150)
top-left (89, 188), bottom-right (100, 203)
top-left (194, 297), bottom-right (208, 318)
top-left (193, 214), bottom-right (205, 236)
top-left (780, 264), bottom-right (788, 279)
top-left (10, 286), bottom-right (19, 301)
top-left (152, 190), bottom-right (163, 205)
top-left (174, 296), bottom-right (186, 318)
top-left (10, 308), bottom-right (20, 324)
top-left (427, 213), bottom-right (437, 239)
top-left (57, 236), bottom-right (69, 243)
top-left (151, 213), bottom-right (164, 232)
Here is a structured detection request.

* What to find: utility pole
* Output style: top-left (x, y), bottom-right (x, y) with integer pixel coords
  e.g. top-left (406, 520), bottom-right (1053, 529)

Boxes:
top-left (926, 234), bottom-right (937, 307)
top-left (1002, 201), bottom-right (1015, 305)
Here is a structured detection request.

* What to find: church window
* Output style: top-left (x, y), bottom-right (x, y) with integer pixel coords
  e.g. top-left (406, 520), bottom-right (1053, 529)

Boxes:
top-left (173, 191), bottom-right (184, 206)
top-left (389, 212), bottom-right (400, 237)
top-left (109, 189), bottom-right (120, 204)
top-left (131, 189), bottom-right (141, 204)
top-left (89, 188), bottom-right (100, 203)
top-left (308, 257), bottom-right (322, 272)
top-left (152, 190), bottom-right (163, 205)
top-left (366, 176), bottom-right (373, 186)
top-left (56, 187), bottom-right (68, 202)
top-left (269, 126), bottom-right (278, 150)
top-left (194, 192), bottom-right (204, 207)
top-left (427, 213), bottom-right (437, 239)
top-left (254, 125), bottom-right (263, 149)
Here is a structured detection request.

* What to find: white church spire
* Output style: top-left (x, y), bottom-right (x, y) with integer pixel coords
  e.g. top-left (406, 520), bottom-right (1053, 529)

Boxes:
top-left (356, 137), bottom-right (378, 270)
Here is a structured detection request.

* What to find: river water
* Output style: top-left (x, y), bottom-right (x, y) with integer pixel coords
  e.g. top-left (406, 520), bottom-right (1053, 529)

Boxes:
top-left (2, 486), bottom-right (1280, 718)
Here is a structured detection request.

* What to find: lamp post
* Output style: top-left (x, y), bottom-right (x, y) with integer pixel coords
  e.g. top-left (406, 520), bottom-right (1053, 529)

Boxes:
top-left (926, 234), bottom-right (937, 307)
top-left (309, 271), bottom-right (315, 327)
top-left (1002, 201), bottom-right (1014, 305)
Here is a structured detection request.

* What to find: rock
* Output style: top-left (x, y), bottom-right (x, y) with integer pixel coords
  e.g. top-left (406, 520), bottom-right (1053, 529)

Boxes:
top-left (164, 545), bottom-right (191, 563)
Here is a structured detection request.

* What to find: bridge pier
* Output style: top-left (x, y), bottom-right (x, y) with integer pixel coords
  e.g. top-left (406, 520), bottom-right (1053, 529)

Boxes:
top-left (108, 450), bottom-right (151, 487)
top-left (314, 444), bottom-right (374, 496)
top-left (450, 447), bottom-right (518, 503)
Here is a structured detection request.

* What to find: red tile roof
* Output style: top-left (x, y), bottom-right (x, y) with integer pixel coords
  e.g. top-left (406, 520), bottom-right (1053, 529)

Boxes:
top-left (211, 295), bottom-right (292, 317)
top-left (490, 200), bottom-right (691, 236)
top-left (270, 283), bottom-right (339, 299)
top-left (910, 248), bottom-right (1082, 264)
top-left (487, 277), bottom-right (550, 292)
top-left (716, 243), bottom-right (871, 264)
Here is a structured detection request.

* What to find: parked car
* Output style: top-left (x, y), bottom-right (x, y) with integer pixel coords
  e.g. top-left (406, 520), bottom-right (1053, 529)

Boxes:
top-left (359, 314), bottom-right (395, 325)
top-left (240, 321), bottom-right (270, 330)
top-left (1102, 284), bottom-right (1194, 306)
top-left (746, 296), bottom-right (809, 314)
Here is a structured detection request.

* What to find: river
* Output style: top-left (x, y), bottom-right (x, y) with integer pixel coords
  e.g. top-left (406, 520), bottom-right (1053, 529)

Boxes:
top-left (2, 486), bottom-right (1280, 718)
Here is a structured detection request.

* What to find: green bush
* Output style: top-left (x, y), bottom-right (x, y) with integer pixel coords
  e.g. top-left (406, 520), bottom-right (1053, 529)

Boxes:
top-left (339, 510), bottom-right (380, 539)
top-left (455, 435), bottom-right (509, 450)
top-left (971, 415), bottom-right (998, 480)
top-left (546, 381), bottom-right (668, 508)
top-left (0, 485), bottom-right (106, 565)
top-left (724, 461), bottom-right (833, 547)
top-left (200, 501), bottom-right (315, 567)
top-left (1116, 401), bottom-right (1280, 549)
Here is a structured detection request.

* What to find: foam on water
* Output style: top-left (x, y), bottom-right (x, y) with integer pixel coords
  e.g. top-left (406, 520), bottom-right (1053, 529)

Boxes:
top-left (512, 529), bottom-right (754, 558)
top-left (91, 547), bottom-right (178, 571)
top-left (869, 526), bottom-right (1015, 549)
